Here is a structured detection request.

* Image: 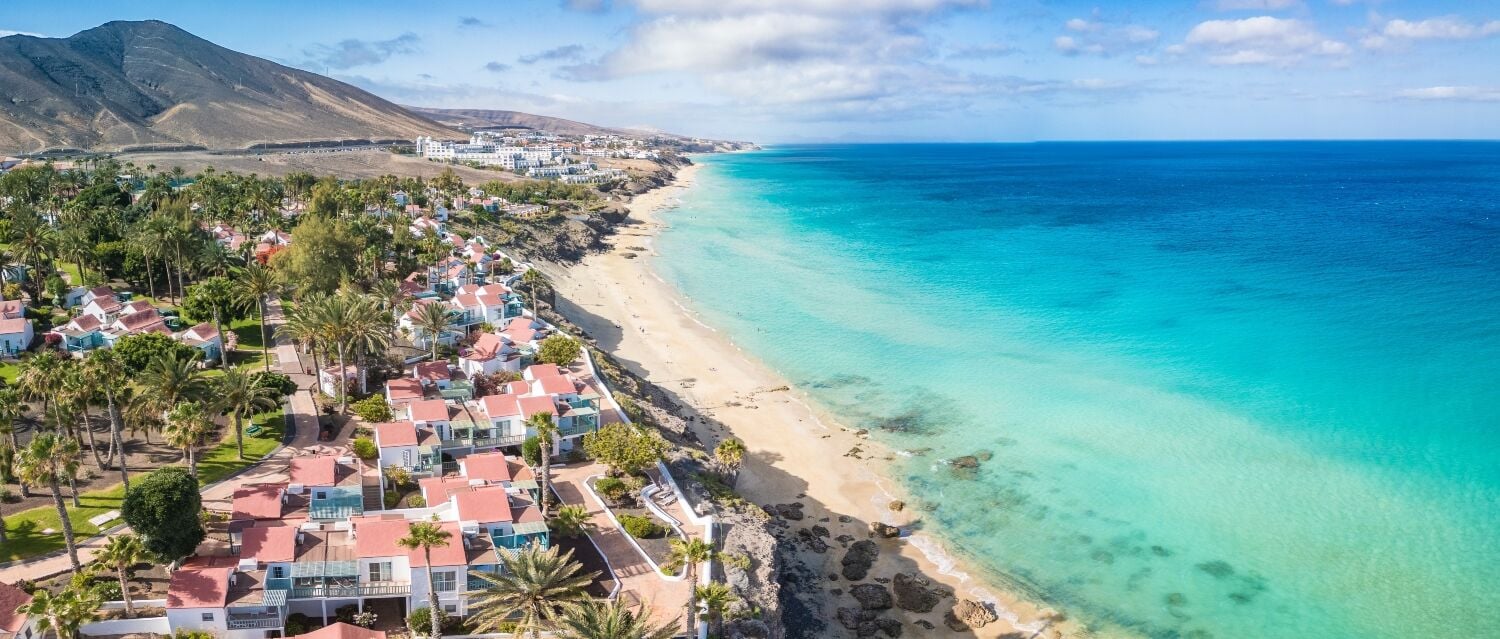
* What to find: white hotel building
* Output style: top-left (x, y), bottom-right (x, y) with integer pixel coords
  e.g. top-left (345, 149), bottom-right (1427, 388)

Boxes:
top-left (414, 136), bottom-right (563, 170)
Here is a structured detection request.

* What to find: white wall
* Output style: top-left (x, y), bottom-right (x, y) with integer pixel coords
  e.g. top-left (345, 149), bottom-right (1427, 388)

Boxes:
top-left (81, 616), bottom-right (171, 637)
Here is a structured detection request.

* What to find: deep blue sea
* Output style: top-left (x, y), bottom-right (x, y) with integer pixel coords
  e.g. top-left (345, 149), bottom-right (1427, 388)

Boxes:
top-left (652, 143), bottom-right (1500, 639)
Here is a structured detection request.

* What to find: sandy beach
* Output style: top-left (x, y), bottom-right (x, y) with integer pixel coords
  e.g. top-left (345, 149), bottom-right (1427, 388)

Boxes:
top-left (547, 161), bottom-right (1085, 638)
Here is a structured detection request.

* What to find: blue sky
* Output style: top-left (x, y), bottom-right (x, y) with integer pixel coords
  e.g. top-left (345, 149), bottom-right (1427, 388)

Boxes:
top-left (3, 0), bottom-right (1498, 142)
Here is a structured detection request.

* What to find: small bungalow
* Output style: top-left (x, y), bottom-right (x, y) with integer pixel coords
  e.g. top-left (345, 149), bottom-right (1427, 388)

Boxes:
top-left (178, 322), bottom-right (224, 362)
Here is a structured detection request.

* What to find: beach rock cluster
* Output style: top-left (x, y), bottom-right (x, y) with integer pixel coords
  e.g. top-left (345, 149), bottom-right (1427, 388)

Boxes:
top-left (841, 540), bottom-right (880, 580)
top-left (945, 599), bottom-right (999, 632)
top-left (835, 607), bottom-right (903, 638)
top-left (892, 572), bottom-right (951, 613)
top-left (870, 522), bottom-right (901, 538)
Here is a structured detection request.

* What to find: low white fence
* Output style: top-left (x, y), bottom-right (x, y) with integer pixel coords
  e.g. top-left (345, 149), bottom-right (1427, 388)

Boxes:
top-left (80, 616), bottom-right (170, 636)
top-left (100, 598), bottom-right (166, 610)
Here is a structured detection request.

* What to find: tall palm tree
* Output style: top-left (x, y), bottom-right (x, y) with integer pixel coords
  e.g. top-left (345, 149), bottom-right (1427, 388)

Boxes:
top-left (283, 296), bottom-right (326, 377)
top-left (17, 350), bottom-right (65, 431)
top-left (666, 538), bottom-right (716, 636)
top-left (94, 534), bottom-right (148, 618)
top-left (466, 543), bottom-right (596, 639)
top-left (17, 433), bottom-right (83, 569)
top-left (214, 368), bottom-right (277, 460)
top-left (527, 413), bottom-right (558, 516)
top-left (521, 268), bottom-right (547, 314)
top-left (345, 295), bottom-right (390, 395)
top-left (0, 387), bottom-right (23, 497)
top-left (397, 521), bottom-right (453, 639)
top-left (137, 353), bottom-right (211, 417)
top-left (135, 215), bottom-right (175, 301)
top-left (163, 401), bottom-right (212, 478)
top-left (239, 262), bottom-right (281, 372)
top-left (8, 206), bottom-right (57, 304)
top-left (553, 600), bottom-right (677, 639)
top-left (714, 438), bottom-right (746, 478)
top-left (694, 582), bottom-right (738, 637)
top-left (59, 363), bottom-right (106, 470)
top-left (411, 301), bottom-right (456, 362)
top-left (84, 350), bottom-right (131, 488)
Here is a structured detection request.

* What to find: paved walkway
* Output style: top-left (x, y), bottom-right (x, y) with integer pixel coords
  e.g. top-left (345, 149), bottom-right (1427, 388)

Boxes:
top-left (551, 463), bottom-right (692, 626)
top-left (1, 296), bottom-right (321, 581)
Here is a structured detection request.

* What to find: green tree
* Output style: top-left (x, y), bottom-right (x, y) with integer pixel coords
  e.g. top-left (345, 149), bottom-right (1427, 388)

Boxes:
top-left (214, 368), bottom-right (278, 460)
top-left (694, 582), bottom-right (738, 638)
top-left (181, 276), bottom-right (249, 368)
top-left (550, 505), bottom-right (591, 539)
top-left (138, 352), bottom-right (212, 417)
top-left (714, 438), bottom-right (747, 477)
top-left (15, 583), bottom-right (102, 639)
top-left (0, 387), bottom-right (25, 501)
top-left (528, 413), bottom-right (558, 516)
top-left (666, 539), bottom-right (716, 635)
top-left (411, 301), bottom-right (456, 362)
top-left (113, 332), bottom-right (200, 373)
top-left (269, 215), bottom-right (364, 295)
top-left (163, 401), bottom-right (213, 478)
top-left (85, 349), bottom-right (133, 488)
top-left (239, 262), bottom-right (281, 372)
top-left (582, 424), bottom-right (666, 477)
top-left (552, 599), bottom-right (677, 639)
top-left (17, 433), bottom-right (84, 569)
top-left (94, 534), bottom-right (149, 618)
top-left (120, 467), bottom-right (205, 562)
top-left (397, 521), bottom-right (453, 639)
top-left (536, 335), bottom-right (582, 367)
top-left (467, 544), bottom-right (596, 639)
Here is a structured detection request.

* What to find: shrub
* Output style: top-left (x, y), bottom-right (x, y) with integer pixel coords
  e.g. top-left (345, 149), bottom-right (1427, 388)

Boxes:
top-left (536, 335), bottom-right (581, 366)
top-left (351, 436), bottom-right (378, 460)
top-left (285, 614), bottom-right (312, 636)
top-left (582, 423), bottom-right (666, 475)
top-left (522, 436), bottom-right (541, 466)
top-left (385, 466), bottom-right (412, 489)
top-left (173, 630), bottom-right (216, 639)
top-left (335, 604), bottom-right (359, 624)
top-left (121, 467), bottom-right (206, 562)
top-left (352, 611), bottom-right (377, 628)
top-left (250, 371), bottom-right (297, 398)
top-left (408, 494), bottom-right (426, 508)
top-left (594, 477), bottom-right (629, 502)
top-left (618, 514), bottom-right (664, 539)
top-left (407, 606), bottom-right (459, 636)
top-left (384, 490), bottom-right (400, 509)
top-left (350, 395), bottom-right (393, 423)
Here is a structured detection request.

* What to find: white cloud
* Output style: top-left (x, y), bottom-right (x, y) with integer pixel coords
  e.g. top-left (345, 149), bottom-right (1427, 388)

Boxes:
top-left (1362, 16), bottom-right (1500, 49)
top-left (1178, 16), bottom-right (1349, 66)
top-left (1395, 86), bottom-right (1500, 102)
top-left (1053, 16), bottom-right (1159, 57)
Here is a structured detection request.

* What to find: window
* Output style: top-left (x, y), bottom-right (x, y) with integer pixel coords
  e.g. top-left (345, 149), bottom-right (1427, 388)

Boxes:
top-left (201, 613), bottom-right (215, 622)
top-left (433, 570), bottom-right (456, 592)
top-left (271, 566), bottom-right (285, 579)
top-left (315, 491), bottom-right (327, 500)
top-left (402, 450), bottom-right (411, 466)
top-left (369, 562), bottom-right (391, 583)
top-left (443, 605), bottom-right (457, 614)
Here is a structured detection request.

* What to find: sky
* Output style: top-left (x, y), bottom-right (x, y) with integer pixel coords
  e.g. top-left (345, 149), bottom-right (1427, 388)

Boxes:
top-left (2, 0), bottom-right (1498, 142)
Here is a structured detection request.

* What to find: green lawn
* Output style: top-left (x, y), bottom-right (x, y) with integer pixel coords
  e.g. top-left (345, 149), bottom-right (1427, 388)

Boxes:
top-left (0, 408), bottom-right (285, 561)
top-left (0, 362), bottom-right (17, 385)
top-left (59, 262), bottom-right (83, 286)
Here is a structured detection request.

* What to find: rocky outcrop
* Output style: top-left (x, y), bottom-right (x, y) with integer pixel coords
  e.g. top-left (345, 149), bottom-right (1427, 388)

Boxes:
top-left (892, 572), bottom-right (947, 613)
top-left (836, 608), bottom-right (903, 638)
top-left (841, 540), bottom-right (880, 581)
top-left (850, 584), bottom-right (893, 610)
top-left (944, 599), bottom-right (998, 632)
top-left (870, 522), bottom-right (901, 538)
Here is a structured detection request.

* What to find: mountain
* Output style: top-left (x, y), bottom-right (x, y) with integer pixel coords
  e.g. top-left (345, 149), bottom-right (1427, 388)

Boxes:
top-left (0, 20), bottom-right (458, 153)
top-left (405, 107), bottom-right (643, 138)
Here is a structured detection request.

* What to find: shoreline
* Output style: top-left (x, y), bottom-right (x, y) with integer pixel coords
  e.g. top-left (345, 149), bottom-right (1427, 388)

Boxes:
top-left (548, 160), bottom-right (1086, 637)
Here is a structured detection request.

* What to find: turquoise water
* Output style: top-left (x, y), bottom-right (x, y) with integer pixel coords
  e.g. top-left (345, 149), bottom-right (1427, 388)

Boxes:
top-left (653, 143), bottom-right (1500, 639)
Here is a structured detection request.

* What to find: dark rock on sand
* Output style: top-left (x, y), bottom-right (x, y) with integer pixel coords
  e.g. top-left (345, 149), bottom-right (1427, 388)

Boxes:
top-left (841, 540), bottom-right (879, 581)
top-left (892, 572), bottom-right (944, 613)
top-left (850, 584), bottom-right (893, 610)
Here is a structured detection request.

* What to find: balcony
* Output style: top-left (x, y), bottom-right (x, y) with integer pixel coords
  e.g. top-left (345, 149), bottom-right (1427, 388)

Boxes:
top-left (557, 420), bottom-right (597, 438)
top-left (289, 581), bottom-right (412, 599)
top-left (226, 613), bottom-right (283, 630)
top-left (473, 433), bottom-right (527, 448)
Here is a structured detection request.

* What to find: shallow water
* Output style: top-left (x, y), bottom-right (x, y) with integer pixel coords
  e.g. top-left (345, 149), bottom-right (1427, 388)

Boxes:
top-left (653, 143), bottom-right (1500, 639)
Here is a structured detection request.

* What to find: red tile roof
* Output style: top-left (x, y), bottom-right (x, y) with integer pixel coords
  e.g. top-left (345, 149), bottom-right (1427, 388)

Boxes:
top-left (166, 557), bottom-right (233, 609)
top-left (184, 322), bottom-right (219, 341)
top-left (231, 484), bottom-right (284, 521)
top-left (505, 380), bottom-right (530, 395)
top-left (454, 486), bottom-right (514, 524)
top-left (479, 394), bottom-right (522, 419)
top-left (0, 319), bottom-right (28, 335)
top-left (353, 519), bottom-right (466, 566)
top-left (290, 456), bottom-right (337, 486)
top-left (460, 452), bottom-right (512, 483)
top-left (375, 421), bottom-right (418, 448)
top-left (518, 396), bottom-right (557, 419)
top-left (0, 300), bottom-right (23, 318)
top-left (534, 375), bottom-right (577, 396)
top-left (292, 622), bottom-right (387, 639)
top-left (409, 399), bottom-right (451, 423)
top-left (463, 333), bottom-right (506, 362)
top-left (68, 314), bottom-right (102, 332)
top-left (88, 285), bottom-right (114, 298)
top-left (386, 378), bottom-right (423, 401)
top-left (240, 525), bottom-right (298, 563)
top-left (0, 581), bottom-right (32, 633)
top-left (117, 308), bottom-right (164, 332)
top-left (419, 476), bottom-right (476, 503)
top-left (414, 362), bottom-right (452, 382)
top-left (524, 363), bottom-right (561, 379)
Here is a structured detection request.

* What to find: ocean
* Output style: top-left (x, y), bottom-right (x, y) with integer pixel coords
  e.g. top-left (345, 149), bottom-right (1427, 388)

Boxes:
top-left (650, 143), bottom-right (1500, 639)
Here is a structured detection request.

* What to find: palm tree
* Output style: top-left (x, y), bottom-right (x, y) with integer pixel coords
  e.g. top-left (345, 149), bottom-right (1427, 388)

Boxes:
top-left (137, 352), bottom-right (211, 417)
top-left (552, 599), bottom-right (677, 639)
top-left (84, 350), bottom-right (131, 488)
top-left (163, 401), bottom-right (213, 478)
top-left (283, 296), bottom-right (325, 377)
top-left (135, 215), bottom-right (175, 301)
top-left (411, 301), bottom-right (456, 362)
top-left (397, 521), bottom-right (453, 639)
top-left (694, 582), bottom-right (738, 637)
top-left (342, 295), bottom-right (390, 396)
top-left (550, 505), bottom-right (591, 539)
top-left (17, 350), bottom-right (65, 431)
top-left (0, 387), bottom-right (23, 496)
top-left (239, 262), bottom-right (281, 372)
top-left (94, 534), bottom-right (148, 618)
top-left (522, 268), bottom-right (547, 314)
top-left (8, 206), bottom-right (57, 304)
top-left (214, 368), bottom-right (277, 460)
top-left (666, 538), bottom-right (715, 635)
top-left (15, 586), bottom-right (101, 639)
top-left (714, 438), bottom-right (746, 478)
top-left (527, 413), bottom-right (558, 516)
top-left (17, 433), bottom-right (83, 569)
top-left (59, 363), bottom-right (105, 470)
top-left (466, 543), bottom-right (596, 639)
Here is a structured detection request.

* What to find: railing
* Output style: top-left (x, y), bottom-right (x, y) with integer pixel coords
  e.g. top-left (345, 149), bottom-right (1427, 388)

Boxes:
top-left (473, 433), bottom-right (527, 448)
top-left (309, 495), bottom-right (364, 520)
top-left (557, 421), bottom-right (597, 438)
top-left (265, 577), bottom-right (292, 592)
top-left (288, 582), bottom-right (411, 599)
top-left (226, 614), bottom-right (283, 630)
top-left (466, 576), bottom-right (495, 591)
top-left (493, 534), bottom-right (549, 551)
top-left (440, 438), bottom-right (470, 449)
